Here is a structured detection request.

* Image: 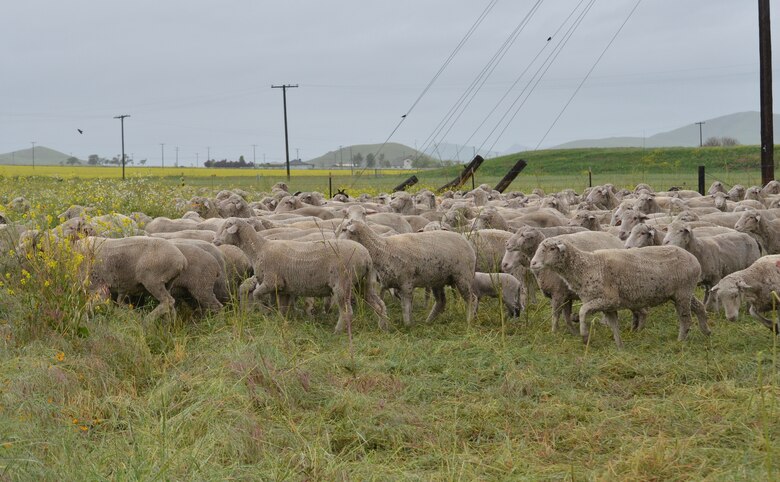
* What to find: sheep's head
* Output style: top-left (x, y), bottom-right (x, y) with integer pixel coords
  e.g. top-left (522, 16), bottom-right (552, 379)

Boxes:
top-left (570, 211), bottom-right (598, 230)
top-left (710, 278), bottom-right (748, 321)
top-left (662, 222), bottom-right (692, 248)
top-left (734, 211), bottom-right (760, 234)
top-left (346, 205), bottom-right (367, 221)
top-left (713, 192), bottom-right (729, 211)
top-left (617, 211), bottom-right (649, 240)
top-left (728, 184), bottom-right (745, 201)
top-left (529, 238), bottom-right (567, 272)
top-left (624, 223), bottom-right (656, 249)
top-left (337, 219), bottom-right (365, 241)
top-left (275, 196), bottom-right (302, 213)
top-left (708, 181), bottom-right (726, 195)
top-left (676, 210), bottom-right (699, 222)
top-left (213, 218), bottom-right (246, 246)
top-left (744, 186), bottom-right (763, 201)
top-left (762, 180), bottom-right (780, 195)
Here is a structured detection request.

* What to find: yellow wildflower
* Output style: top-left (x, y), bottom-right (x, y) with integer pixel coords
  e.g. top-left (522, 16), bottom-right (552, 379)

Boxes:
top-left (55, 352), bottom-right (65, 362)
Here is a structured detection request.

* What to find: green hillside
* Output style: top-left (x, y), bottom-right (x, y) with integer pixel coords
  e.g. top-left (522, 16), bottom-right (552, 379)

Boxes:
top-left (307, 142), bottom-right (435, 168)
top-left (417, 145), bottom-right (775, 192)
top-left (0, 146), bottom-right (82, 166)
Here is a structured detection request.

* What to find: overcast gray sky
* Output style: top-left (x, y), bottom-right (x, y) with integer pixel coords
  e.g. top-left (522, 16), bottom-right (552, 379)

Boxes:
top-left (1, 0), bottom-right (777, 165)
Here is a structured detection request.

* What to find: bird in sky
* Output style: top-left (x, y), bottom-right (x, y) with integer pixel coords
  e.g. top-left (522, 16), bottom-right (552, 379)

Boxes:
top-left (77, 129), bottom-right (83, 134)
top-left (401, 114), bottom-right (407, 118)
top-left (547, 36), bottom-right (552, 41)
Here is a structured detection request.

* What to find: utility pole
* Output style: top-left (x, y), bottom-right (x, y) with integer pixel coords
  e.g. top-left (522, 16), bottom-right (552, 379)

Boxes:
top-left (113, 115), bottom-right (130, 180)
top-left (695, 121), bottom-right (705, 147)
top-left (30, 141), bottom-right (36, 169)
top-left (206, 146), bottom-right (210, 164)
top-left (350, 146), bottom-right (354, 175)
top-left (759, 0), bottom-right (774, 184)
top-left (252, 144), bottom-right (257, 166)
top-left (339, 145), bottom-right (343, 167)
top-left (160, 143), bottom-right (165, 169)
top-left (196, 152), bottom-right (199, 165)
top-left (271, 84), bottom-right (298, 181)
top-left (175, 146), bottom-right (179, 167)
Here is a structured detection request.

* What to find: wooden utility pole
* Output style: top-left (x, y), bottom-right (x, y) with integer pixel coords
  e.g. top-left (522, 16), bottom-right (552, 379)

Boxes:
top-left (759, 0), bottom-right (774, 185)
top-left (113, 115), bottom-right (130, 180)
top-left (271, 84), bottom-right (298, 182)
top-left (695, 121), bottom-right (705, 147)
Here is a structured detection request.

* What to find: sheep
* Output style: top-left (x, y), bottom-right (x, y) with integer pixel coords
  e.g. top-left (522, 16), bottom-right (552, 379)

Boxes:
top-left (762, 180), bottom-right (780, 196)
top-left (345, 205), bottom-right (412, 233)
top-left (662, 221), bottom-right (760, 309)
top-left (8, 197), bottom-right (30, 214)
top-left (167, 240), bottom-right (224, 312)
top-left (77, 236), bottom-right (188, 321)
top-left (389, 191), bottom-right (421, 214)
top-left (188, 196), bottom-right (221, 219)
top-left (529, 239), bottom-right (711, 348)
top-left (569, 210), bottom-right (602, 231)
top-left (145, 217), bottom-right (199, 234)
top-left (471, 272), bottom-right (523, 318)
top-left (734, 210), bottom-right (780, 254)
top-left (152, 230), bottom-right (216, 242)
top-left (216, 193), bottom-right (253, 218)
top-left (711, 255), bottom-right (780, 332)
top-left (213, 217), bottom-right (387, 333)
top-left (338, 218), bottom-right (477, 326)
top-left (502, 228), bottom-right (622, 332)
top-left (472, 207), bottom-right (510, 231)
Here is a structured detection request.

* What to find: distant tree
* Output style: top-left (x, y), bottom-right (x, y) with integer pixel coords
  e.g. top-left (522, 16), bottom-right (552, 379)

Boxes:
top-left (87, 154), bottom-right (100, 165)
top-left (139, 159), bottom-right (147, 165)
top-left (239, 155), bottom-right (246, 164)
top-left (365, 153), bottom-right (376, 168)
top-left (65, 156), bottom-right (81, 165)
top-left (703, 137), bottom-right (722, 147)
top-left (380, 158), bottom-right (391, 168)
top-left (721, 136), bottom-right (740, 146)
top-left (352, 152), bottom-right (363, 166)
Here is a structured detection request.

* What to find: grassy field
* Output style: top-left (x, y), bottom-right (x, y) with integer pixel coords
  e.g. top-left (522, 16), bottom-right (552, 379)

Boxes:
top-left (0, 150), bottom-right (778, 480)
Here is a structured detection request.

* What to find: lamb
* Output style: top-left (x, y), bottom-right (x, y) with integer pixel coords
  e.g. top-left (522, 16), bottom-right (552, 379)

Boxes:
top-left (710, 255), bottom-right (780, 333)
top-left (338, 218), bottom-right (477, 326)
top-left (471, 272), bottom-right (523, 318)
top-left (77, 236), bottom-right (188, 320)
top-left (214, 217), bottom-right (387, 333)
top-left (662, 221), bottom-right (760, 308)
top-left (734, 210), bottom-right (780, 254)
top-left (529, 239), bottom-right (711, 348)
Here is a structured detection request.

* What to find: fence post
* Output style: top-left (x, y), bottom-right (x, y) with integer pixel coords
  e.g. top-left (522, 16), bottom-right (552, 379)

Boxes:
top-left (698, 165), bottom-right (705, 195)
top-left (328, 172), bottom-right (333, 199)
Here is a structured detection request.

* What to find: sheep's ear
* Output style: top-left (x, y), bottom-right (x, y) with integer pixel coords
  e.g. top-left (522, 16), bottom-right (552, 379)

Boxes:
top-left (710, 286), bottom-right (719, 294)
top-left (226, 224), bottom-right (239, 234)
top-left (648, 228), bottom-right (656, 237)
top-left (736, 280), bottom-right (752, 291)
top-left (638, 213), bottom-right (649, 221)
top-left (346, 223), bottom-right (358, 233)
top-left (755, 214), bottom-right (761, 222)
top-left (588, 215), bottom-right (596, 220)
top-left (553, 242), bottom-right (566, 252)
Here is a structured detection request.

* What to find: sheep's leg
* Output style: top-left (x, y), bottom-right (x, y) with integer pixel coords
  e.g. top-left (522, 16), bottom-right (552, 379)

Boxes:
top-left (578, 300), bottom-right (603, 345)
top-left (399, 286), bottom-right (415, 326)
top-left (748, 305), bottom-right (779, 333)
top-left (631, 308), bottom-right (648, 331)
top-left (141, 282), bottom-right (176, 321)
top-left (362, 277), bottom-right (388, 331)
top-left (454, 277), bottom-right (477, 324)
top-left (333, 284), bottom-right (353, 334)
top-left (702, 285), bottom-right (715, 311)
top-left (603, 310), bottom-right (623, 349)
top-left (238, 277), bottom-right (258, 310)
top-left (673, 296), bottom-right (694, 341)
top-left (690, 296), bottom-right (711, 337)
top-left (426, 287), bottom-right (447, 323)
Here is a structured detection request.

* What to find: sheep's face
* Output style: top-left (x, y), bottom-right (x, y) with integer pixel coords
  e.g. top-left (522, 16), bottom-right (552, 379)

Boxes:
top-left (728, 185), bottom-right (745, 201)
top-left (214, 219), bottom-right (242, 246)
top-left (713, 193), bottom-right (728, 211)
top-left (734, 212), bottom-right (760, 233)
top-left (710, 279), bottom-right (745, 321)
top-left (275, 196), bottom-right (300, 212)
top-left (662, 224), bottom-right (691, 248)
top-left (500, 248), bottom-right (525, 274)
top-left (529, 239), bottom-right (566, 272)
top-left (624, 224), bottom-right (656, 249)
top-left (389, 195), bottom-right (410, 213)
top-left (337, 220), bottom-right (362, 241)
top-left (633, 195), bottom-right (656, 214)
top-left (618, 211), bottom-right (648, 241)
top-left (346, 205), bottom-right (367, 221)
top-left (571, 212), bottom-right (597, 229)
top-left (745, 187), bottom-right (762, 201)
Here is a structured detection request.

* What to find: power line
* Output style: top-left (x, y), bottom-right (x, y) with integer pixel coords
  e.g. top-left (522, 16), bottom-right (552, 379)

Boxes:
top-left (348, 0), bottom-right (498, 185)
top-left (533, 0), bottom-right (644, 150)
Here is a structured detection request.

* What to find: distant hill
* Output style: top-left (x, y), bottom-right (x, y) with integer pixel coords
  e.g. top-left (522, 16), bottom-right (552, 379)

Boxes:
top-left (306, 142), bottom-right (435, 168)
top-left (0, 146), bottom-right (83, 166)
top-left (554, 111), bottom-right (780, 149)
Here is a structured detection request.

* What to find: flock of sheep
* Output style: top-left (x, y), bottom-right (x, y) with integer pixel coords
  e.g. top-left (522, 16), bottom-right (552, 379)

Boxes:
top-left (3, 178), bottom-right (780, 347)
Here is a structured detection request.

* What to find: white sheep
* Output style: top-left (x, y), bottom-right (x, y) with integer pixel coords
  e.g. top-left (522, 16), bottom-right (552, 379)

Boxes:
top-left (530, 239), bottom-right (711, 348)
top-left (214, 217), bottom-right (387, 333)
top-left (734, 210), bottom-right (780, 254)
top-left (471, 272), bottom-right (523, 318)
top-left (338, 218), bottom-right (477, 326)
top-left (711, 255), bottom-right (780, 333)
